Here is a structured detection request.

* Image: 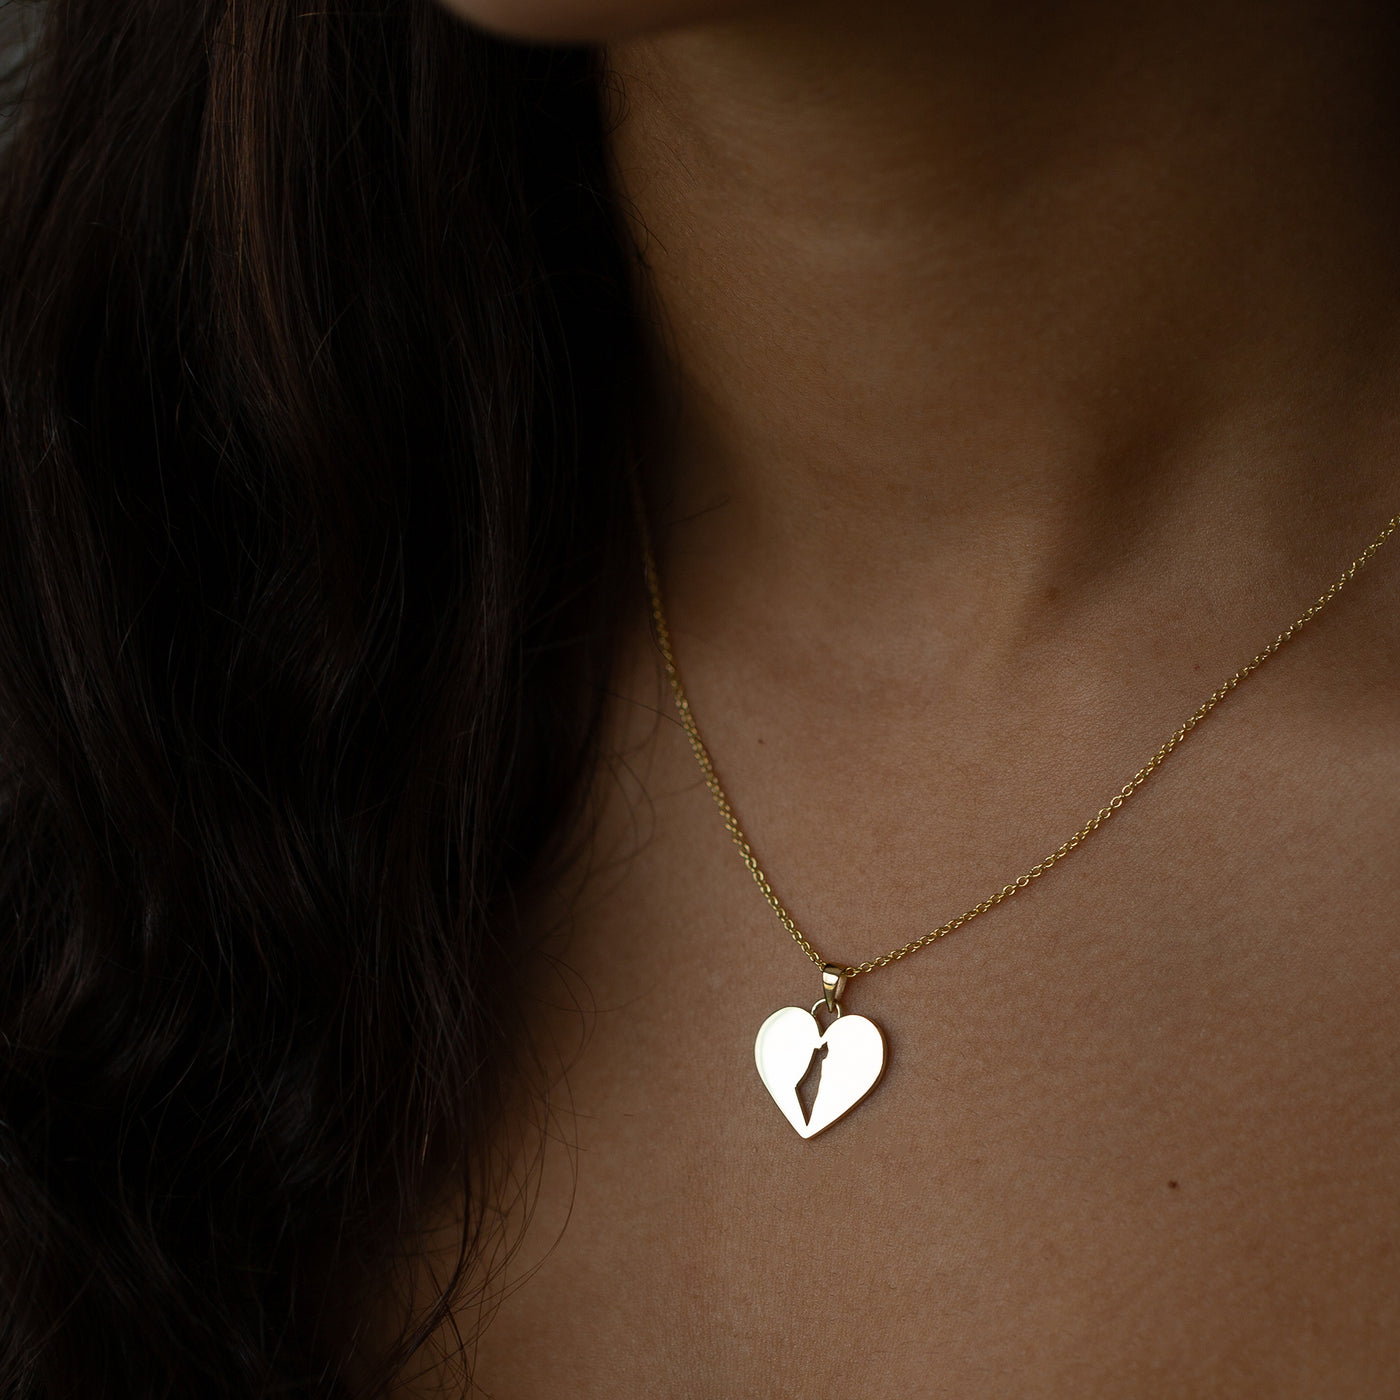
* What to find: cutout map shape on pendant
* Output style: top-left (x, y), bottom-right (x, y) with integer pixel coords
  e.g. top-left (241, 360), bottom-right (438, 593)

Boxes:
top-left (754, 1004), bottom-right (885, 1138)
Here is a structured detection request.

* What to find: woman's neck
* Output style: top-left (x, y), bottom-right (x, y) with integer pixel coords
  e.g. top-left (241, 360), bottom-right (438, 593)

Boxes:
top-left (608, 0), bottom-right (1400, 685)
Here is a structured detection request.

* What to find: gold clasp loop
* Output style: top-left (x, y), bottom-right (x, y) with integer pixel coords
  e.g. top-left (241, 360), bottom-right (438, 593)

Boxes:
top-left (821, 963), bottom-right (847, 1013)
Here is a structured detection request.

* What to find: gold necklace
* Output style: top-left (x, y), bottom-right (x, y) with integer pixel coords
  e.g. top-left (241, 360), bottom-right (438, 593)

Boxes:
top-left (639, 505), bottom-right (1399, 1138)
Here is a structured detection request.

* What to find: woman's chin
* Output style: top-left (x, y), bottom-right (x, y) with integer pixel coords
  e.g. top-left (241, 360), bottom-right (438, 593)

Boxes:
top-left (434, 0), bottom-right (756, 44)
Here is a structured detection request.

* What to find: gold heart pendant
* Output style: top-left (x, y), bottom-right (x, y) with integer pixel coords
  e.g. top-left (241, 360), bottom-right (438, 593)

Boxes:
top-left (754, 1002), bottom-right (885, 1138)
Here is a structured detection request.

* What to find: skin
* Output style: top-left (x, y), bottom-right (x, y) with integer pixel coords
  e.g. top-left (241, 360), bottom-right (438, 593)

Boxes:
top-left (433, 0), bottom-right (744, 41)
top-left (406, 1), bottom-right (1400, 1395)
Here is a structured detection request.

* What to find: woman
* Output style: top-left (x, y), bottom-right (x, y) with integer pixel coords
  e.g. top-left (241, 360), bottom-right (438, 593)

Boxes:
top-left (2, 0), bottom-right (1397, 1394)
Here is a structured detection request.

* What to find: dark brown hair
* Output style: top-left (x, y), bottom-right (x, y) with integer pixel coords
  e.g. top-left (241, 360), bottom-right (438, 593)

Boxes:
top-left (0, 1), bottom-right (638, 1393)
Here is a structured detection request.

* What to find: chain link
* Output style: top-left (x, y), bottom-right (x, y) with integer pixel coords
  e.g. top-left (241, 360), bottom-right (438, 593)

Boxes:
top-left (639, 505), bottom-right (1400, 982)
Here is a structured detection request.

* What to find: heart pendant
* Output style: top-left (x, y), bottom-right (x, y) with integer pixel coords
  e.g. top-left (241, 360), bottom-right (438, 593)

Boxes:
top-left (754, 1002), bottom-right (885, 1138)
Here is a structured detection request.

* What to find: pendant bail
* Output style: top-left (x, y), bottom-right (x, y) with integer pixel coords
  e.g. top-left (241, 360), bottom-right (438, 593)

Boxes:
top-left (821, 963), bottom-right (847, 1013)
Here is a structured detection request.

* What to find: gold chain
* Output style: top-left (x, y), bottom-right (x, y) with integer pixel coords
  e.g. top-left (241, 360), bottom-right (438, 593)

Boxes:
top-left (640, 506), bottom-right (1400, 982)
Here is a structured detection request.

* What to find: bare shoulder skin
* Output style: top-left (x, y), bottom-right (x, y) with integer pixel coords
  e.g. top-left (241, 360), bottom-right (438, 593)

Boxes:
top-left (415, 1), bottom-right (1400, 1394)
